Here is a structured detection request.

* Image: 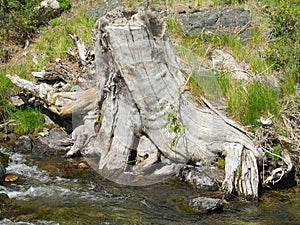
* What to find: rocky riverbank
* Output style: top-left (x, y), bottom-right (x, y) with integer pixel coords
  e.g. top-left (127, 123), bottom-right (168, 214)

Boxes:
top-left (0, 0), bottom-right (299, 223)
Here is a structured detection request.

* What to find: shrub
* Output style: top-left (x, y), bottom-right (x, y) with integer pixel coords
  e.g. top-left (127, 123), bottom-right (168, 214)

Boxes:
top-left (0, 0), bottom-right (71, 46)
top-left (264, 0), bottom-right (300, 70)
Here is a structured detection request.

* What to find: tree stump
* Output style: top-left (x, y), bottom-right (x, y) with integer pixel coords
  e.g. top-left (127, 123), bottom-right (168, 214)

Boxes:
top-left (67, 8), bottom-right (264, 197)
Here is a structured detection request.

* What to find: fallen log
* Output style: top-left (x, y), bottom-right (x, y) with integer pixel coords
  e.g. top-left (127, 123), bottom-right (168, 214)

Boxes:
top-left (6, 74), bottom-right (97, 117)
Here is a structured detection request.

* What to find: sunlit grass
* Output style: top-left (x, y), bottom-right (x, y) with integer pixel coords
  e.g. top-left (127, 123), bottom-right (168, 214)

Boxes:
top-left (218, 73), bottom-right (280, 127)
top-left (10, 107), bottom-right (44, 133)
top-left (35, 8), bottom-right (96, 62)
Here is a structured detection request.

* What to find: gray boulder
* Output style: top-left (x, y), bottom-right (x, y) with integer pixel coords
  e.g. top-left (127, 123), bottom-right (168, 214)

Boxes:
top-left (189, 197), bottom-right (223, 214)
top-left (13, 135), bottom-right (33, 154)
top-left (177, 7), bottom-right (250, 44)
top-left (33, 128), bottom-right (72, 156)
top-left (85, 0), bottom-right (124, 21)
top-left (178, 166), bottom-right (223, 191)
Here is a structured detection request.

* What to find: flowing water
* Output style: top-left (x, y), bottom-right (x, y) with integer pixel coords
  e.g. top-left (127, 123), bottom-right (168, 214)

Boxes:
top-left (0, 147), bottom-right (299, 225)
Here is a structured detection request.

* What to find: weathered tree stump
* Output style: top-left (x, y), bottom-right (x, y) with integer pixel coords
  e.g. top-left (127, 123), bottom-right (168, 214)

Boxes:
top-left (65, 8), bottom-right (264, 197)
top-left (10, 8), bottom-right (295, 198)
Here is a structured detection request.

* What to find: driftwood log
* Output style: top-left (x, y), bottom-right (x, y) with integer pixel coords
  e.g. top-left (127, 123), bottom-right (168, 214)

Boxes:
top-left (7, 8), bottom-right (294, 198)
top-left (6, 74), bottom-right (97, 117)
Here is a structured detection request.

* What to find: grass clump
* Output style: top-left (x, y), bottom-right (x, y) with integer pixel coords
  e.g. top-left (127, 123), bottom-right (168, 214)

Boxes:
top-left (218, 73), bottom-right (280, 127)
top-left (10, 107), bottom-right (44, 133)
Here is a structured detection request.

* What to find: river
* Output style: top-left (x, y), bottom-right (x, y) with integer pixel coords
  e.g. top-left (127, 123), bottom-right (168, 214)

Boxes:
top-left (0, 147), bottom-right (299, 224)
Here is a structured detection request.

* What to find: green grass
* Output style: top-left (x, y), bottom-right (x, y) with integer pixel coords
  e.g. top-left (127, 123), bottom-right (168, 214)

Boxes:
top-left (10, 107), bottom-right (44, 133)
top-left (218, 73), bottom-right (280, 127)
top-left (35, 8), bottom-right (96, 62)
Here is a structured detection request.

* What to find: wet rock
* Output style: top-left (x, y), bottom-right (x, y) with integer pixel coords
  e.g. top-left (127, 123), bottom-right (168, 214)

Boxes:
top-left (189, 197), bottom-right (223, 214)
top-left (0, 163), bottom-right (5, 181)
top-left (33, 128), bottom-right (72, 156)
top-left (177, 7), bottom-right (250, 44)
top-left (13, 135), bottom-right (33, 154)
top-left (0, 147), bottom-right (9, 168)
top-left (85, 0), bottom-right (124, 21)
top-left (178, 166), bottom-right (223, 191)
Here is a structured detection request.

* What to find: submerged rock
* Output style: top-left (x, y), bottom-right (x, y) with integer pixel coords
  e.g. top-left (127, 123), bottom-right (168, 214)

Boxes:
top-left (13, 135), bottom-right (33, 154)
top-left (189, 196), bottom-right (223, 214)
top-left (4, 174), bottom-right (19, 182)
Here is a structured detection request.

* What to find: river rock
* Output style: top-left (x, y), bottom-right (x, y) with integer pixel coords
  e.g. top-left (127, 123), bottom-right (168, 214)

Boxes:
top-left (33, 128), bottom-right (72, 156)
top-left (189, 196), bottom-right (223, 214)
top-left (0, 163), bottom-right (5, 181)
top-left (177, 7), bottom-right (250, 44)
top-left (178, 166), bottom-right (223, 191)
top-left (0, 147), bottom-right (9, 168)
top-left (13, 135), bottom-right (33, 154)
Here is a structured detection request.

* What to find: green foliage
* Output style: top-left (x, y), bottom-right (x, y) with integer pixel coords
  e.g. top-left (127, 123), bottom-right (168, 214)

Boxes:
top-left (0, 0), bottom-right (41, 45)
top-left (160, 101), bottom-right (184, 150)
top-left (37, 9), bottom-right (96, 61)
top-left (267, 145), bottom-right (282, 161)
top-left (217, 158), bottom-right (225, 170)
top-left (218, 73), bottom-right (280, 127)
top-left (236, 165), bottom-right (242, 178)
top-left (264, 0), bottom-right (300, 70)
top-left (0, 0), bottom-right (71, 48)
top-left (57, 0), bottom-right (71, 11)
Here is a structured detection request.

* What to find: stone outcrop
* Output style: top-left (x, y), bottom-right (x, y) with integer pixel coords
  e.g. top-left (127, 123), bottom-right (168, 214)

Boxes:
top-left (177, 7), bottom-right (250, 44)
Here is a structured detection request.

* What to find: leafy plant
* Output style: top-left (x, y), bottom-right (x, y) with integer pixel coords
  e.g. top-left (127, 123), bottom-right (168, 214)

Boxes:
top-left (264, 0), bottom-right (299, 70)
top-left (160, 101), bottom-right (184, 150)
top-left (267, 145), bottom-right (282, 162)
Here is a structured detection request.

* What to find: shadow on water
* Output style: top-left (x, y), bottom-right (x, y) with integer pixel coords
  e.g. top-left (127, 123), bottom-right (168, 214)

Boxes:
top-left (0, 148), bottom-right (300, 225)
